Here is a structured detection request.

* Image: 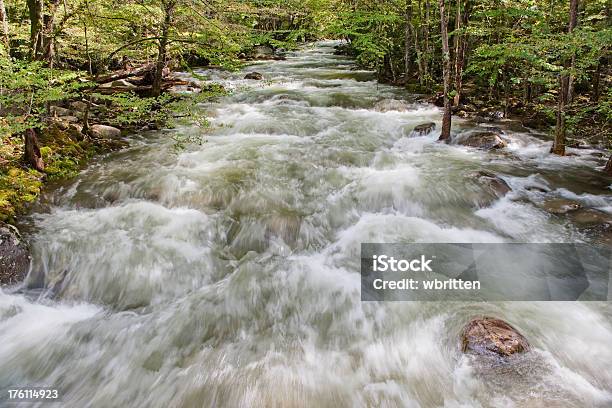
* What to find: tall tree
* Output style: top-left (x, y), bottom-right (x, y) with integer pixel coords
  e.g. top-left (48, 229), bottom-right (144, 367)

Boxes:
top-left (438, 0), bottom-right (452, 141)
top-left (404, 0), bottom-right (413, 79)
top-left (452, 0), bottom-right (470, 106)
top-left (551, 0), bottom-right (579, 156)
top-left (566, 0), bottom-right (578, 103)
top-left (151, 0), bottom-right (176, 97)
top-left (39, 0), bottom-right (61, 64)
top-left (27, 0), bottom-right (43, 59)
top-left (0, 0), bottom-right (9, 52)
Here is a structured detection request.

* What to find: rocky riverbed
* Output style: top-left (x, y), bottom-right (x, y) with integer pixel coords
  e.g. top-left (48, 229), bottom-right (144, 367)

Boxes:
top-left (1, 41), bottom-right (611, 407)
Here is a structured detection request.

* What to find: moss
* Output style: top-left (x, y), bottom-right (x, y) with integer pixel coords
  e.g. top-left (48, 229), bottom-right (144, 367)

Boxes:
top-left (0, 167), bottom-right (43, 222)
top-left (0, 124), bottom-right (120, 222)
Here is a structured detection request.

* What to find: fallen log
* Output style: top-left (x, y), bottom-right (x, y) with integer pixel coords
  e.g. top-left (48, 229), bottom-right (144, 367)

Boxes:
top-left (88, 63), bottom-right (156, 85)
top-left (92, 79), bottom-right (191, 96)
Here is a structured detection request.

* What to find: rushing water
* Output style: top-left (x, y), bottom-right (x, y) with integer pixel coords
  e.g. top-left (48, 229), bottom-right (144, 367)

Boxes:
top-left (2, 42), bottom-right (612, 407)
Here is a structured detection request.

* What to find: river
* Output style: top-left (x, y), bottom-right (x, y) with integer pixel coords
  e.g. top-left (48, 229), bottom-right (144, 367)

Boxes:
top-left (1, 41), bottom-right (611, 407)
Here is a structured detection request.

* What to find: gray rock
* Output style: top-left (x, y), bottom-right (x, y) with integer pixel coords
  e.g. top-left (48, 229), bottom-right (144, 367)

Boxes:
top-left (0, 222), bottom-right (31, 286)
top-left (456, 131), bottom-right (507, 150)
top-left (69, 101), bottom-right (89, 112)
top-left (50, 106), bottom-right (73, 117)
top-left (244, 72), bottom-right (264, 80)
top-left (461, 317), bottom-right (530, 357)
top-left (59, 115), bottom-right (80, 124)
top-left (49, 117), bottom-right (70, 130)
top-left (68, 123), bottom-right (84, 139)
top-left (251, 45), bottom-right (274, 59)
top-left (89, 124), bottom-right (121, 139)
top-left (410, 122), bottom-right (436, 137)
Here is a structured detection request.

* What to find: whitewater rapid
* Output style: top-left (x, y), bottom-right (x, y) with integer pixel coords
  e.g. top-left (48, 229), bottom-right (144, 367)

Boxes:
top-left (1, 41), bottom-right (611, 407)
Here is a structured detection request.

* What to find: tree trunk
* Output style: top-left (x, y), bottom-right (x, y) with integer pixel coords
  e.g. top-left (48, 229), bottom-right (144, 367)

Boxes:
top-left (40, 0), bottom-right (61, 65)
top-left (0, 0), bottom-right (9, 52)
top-left (453, 0), bottom-right (470, 106)
top-left (438, 0), bottom-right (452, 141)
top-left (414, 0), bottom-right (426, 85)
top-left (566, 0), bottom-right (578, 103)
top-left (423, 0), bottom-right (432, 88)
top-left (605, 155), bottom-right (612, 175)
top-left (592, 58), bottom-right (601, 102)
top-left (151, 0), bottom-right (175, 97)
top-left (551, 0), bottom-right (579, 156)
top-left (404, 1), bottom-right (412, 80)
top-left (552, 75), bottom-right (568, 155)
top-left (24, 128), bottom-right (45, 171)
top-left (27, 0), bottom-right (43, 59)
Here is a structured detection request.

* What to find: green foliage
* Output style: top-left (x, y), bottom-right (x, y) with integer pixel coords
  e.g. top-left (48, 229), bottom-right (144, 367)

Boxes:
top-left (0, 55), bottom-right (89, 135)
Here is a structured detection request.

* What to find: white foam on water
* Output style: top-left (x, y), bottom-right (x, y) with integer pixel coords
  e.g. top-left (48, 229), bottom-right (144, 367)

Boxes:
top-left (475, 197), bottom-right (576, 242)
top-left (0, 291), bottom-right (100, 364)
top-left (2, 40), bottom-right (610, 407)
top-left (29, 201), bottom-right (217, 309)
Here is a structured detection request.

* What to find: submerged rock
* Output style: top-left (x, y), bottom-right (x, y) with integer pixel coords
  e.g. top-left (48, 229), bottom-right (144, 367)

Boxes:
top-left (456, 131), bottom-right (507, 150)
top-left (568, 208), bottom-right (612, 227)
top-left (0, 222), bottom-right (31, 286)
top-left (374, 98), bottom-right (410, 112)
top-left (410, 122), bottom-right (436, 137)
top-left (471, 171), bottom-right (511, 198)
top-left (585, 223), bottom-right (612, 248)
top-left (428, 92), bottom-right (444, 107)
top-left (89, 124), bottom-right (121, 139)
top-left (525, 186), bottom-right (550, 193)
top-left (244, 72), bottom-right (264, 80)
top-left (461, 317), bottom-right (530, 357)
top-left (541, 198), bottom-right (582, 214)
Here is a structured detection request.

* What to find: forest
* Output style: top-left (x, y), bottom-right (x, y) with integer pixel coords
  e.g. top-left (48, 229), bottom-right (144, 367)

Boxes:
top-left (0, 0), bottom-right (610, 220)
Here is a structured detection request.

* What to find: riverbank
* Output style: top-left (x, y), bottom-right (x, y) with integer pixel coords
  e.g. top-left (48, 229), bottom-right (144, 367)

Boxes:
top-left (0, 75), bottom-right (226, 224)
top-left (334, 43), bottom-right (612, 154)
top-left (0, 122), bottom-right (124, 222)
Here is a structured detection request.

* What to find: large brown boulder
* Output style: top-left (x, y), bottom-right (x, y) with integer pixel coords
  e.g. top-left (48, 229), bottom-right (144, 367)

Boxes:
top-left (461, 317), bottom-right (530, 357)
top-left (410, 122), bottom-right (436, 137)
top-left (469, 171), bottom-right (512, 204)
top-left (89, 124), bottom-right (121, 139)
top-left (457, 131), bottom-right (507, 150)
top-left (541, 198), bottom-right (581, 215)
top-left (0, 222), bottom-right (31, 286)
top-left (244, 72), bottom-right (264, 80)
